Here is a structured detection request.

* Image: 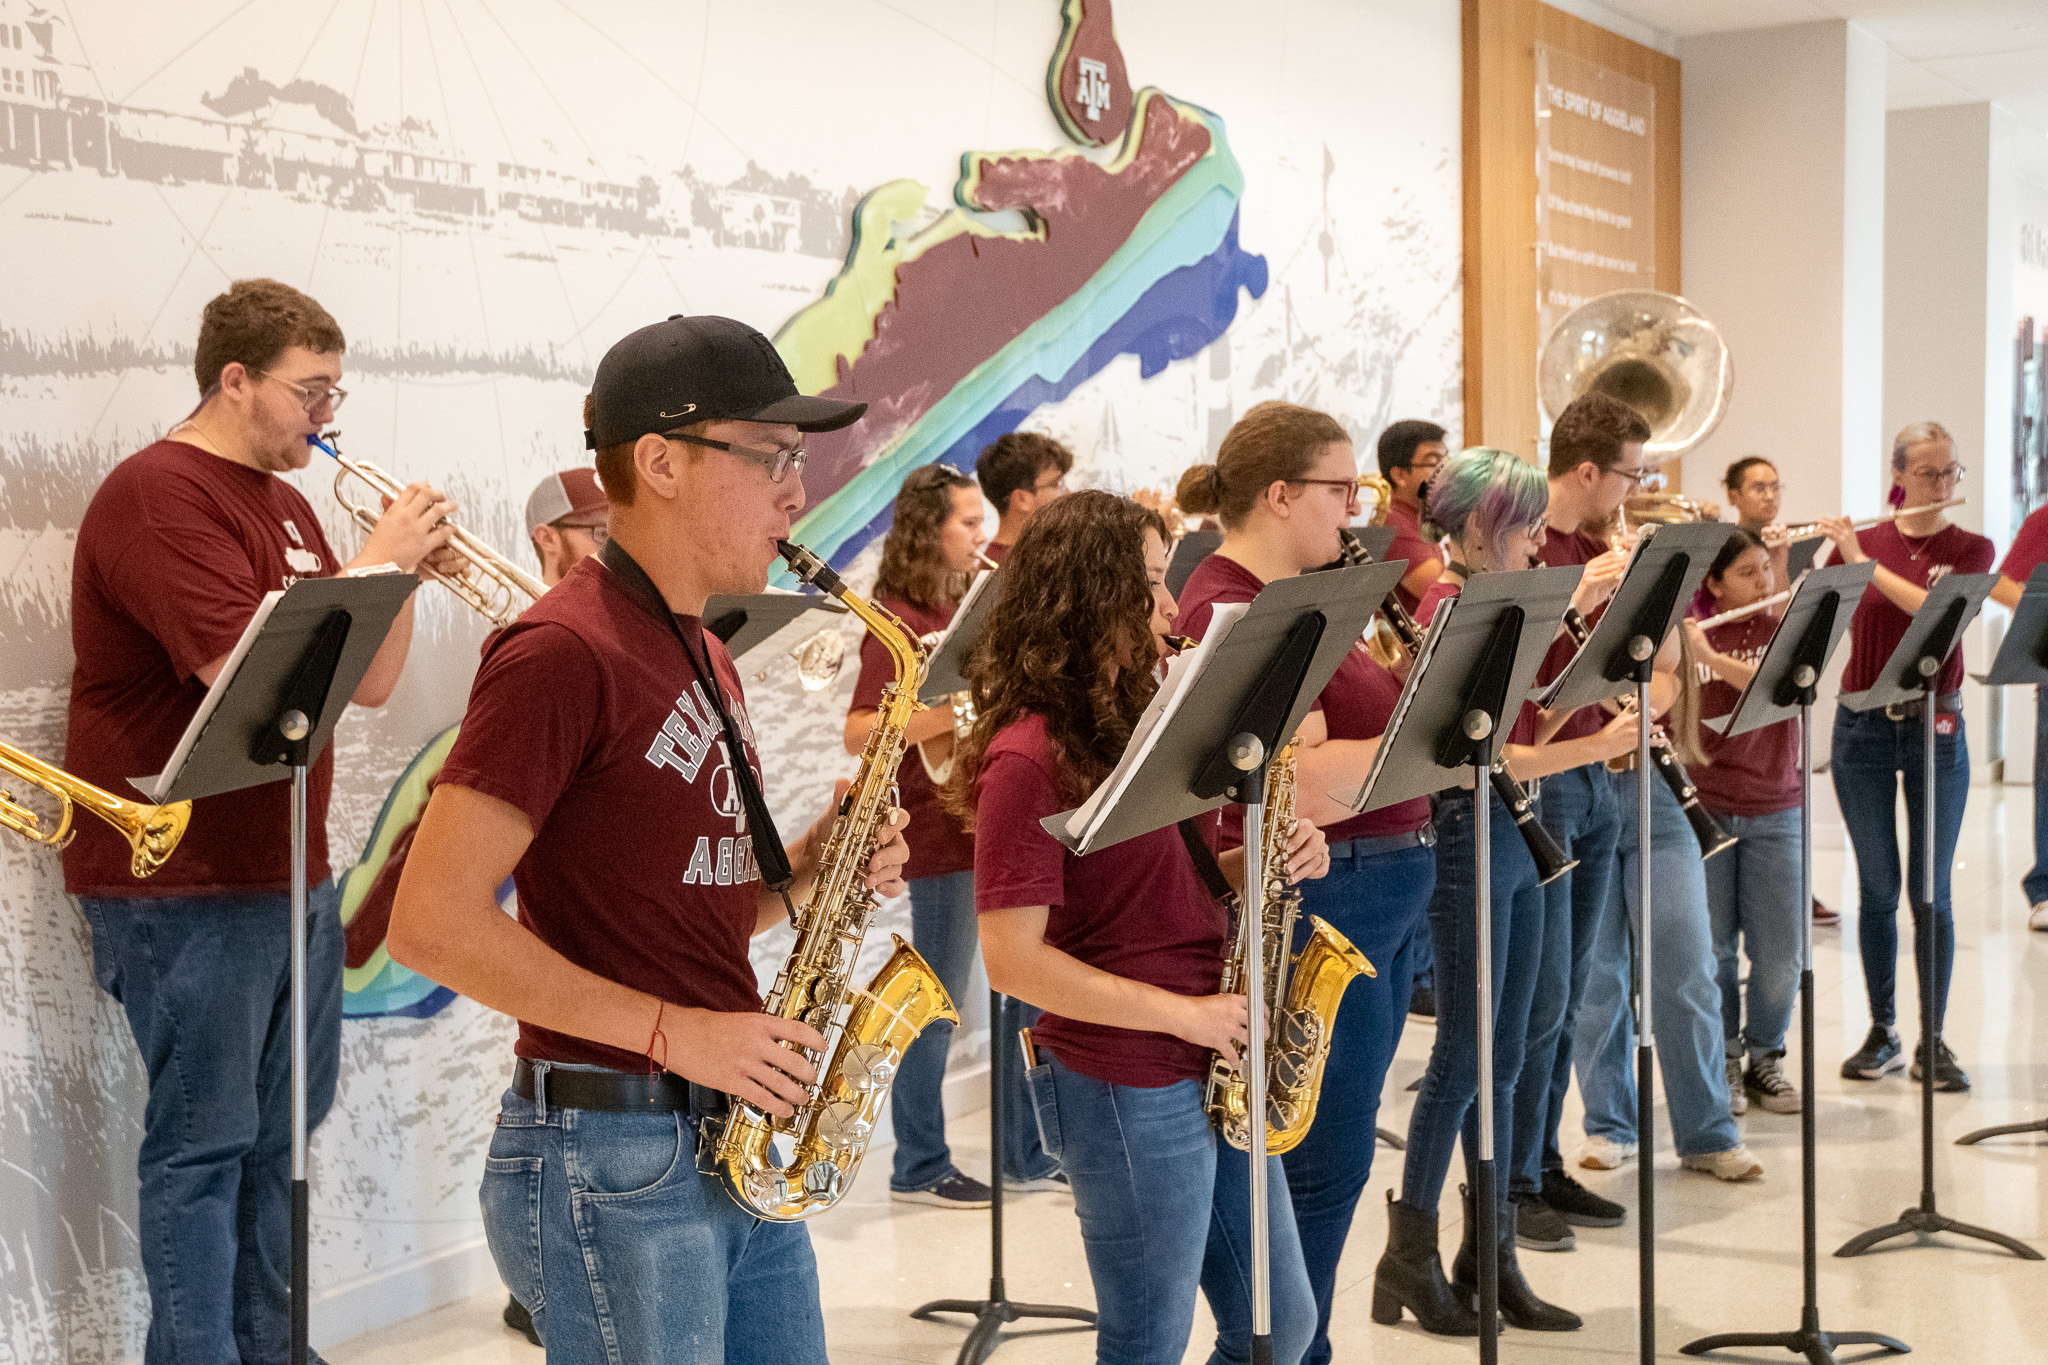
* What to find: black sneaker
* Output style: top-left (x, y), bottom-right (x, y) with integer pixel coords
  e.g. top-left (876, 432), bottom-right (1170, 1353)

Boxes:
top-left (1409, 984), bottom-right (1437, 1020)
top-left (1511, 1189), bottom-right (1575, 1251)
top-left (503, 1295), bottom-right (540, 1347)
top-left (1841, 1023), bottom-right (1905, 1080)
top-left (1540, 1168), bottom-right (1625, 1228)
top-left (1908, 1037), bottom-right (1971, 1092)
top-left (891, 1170), bottom-right (993, 1208)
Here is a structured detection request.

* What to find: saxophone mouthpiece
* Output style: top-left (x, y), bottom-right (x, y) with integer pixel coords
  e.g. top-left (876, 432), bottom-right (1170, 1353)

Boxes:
top-left (1164, 634), bottom-right (1197, 654)
top-left (777, 539), bottom-right (845, 595)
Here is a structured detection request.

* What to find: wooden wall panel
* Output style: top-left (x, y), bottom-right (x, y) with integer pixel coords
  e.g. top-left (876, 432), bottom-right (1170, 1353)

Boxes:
top-left (1464, 0), bottom-right (1681, 461)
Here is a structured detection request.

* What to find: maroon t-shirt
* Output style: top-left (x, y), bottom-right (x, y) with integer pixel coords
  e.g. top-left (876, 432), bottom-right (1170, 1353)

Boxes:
top-left (1826, 522), bottom-right (1993, 695)
top-left (1384, 500), bottom-right (1442, 614)
top-left (1691, 611), bottom-right (1800, 815)
top-left (1534, 526), bottom-right (1609, 743)
top-left (1175, 554), bottom-right (1430, 842)
top-left (983, 539), bottom-right (1011, 565)
top-left (437, 558), bottom-right (769, 1071)
top-left (851, 596), bottom-right (975, 881)
top-left (973, 713), bottom-right (1228, 1088)
top-left (1417, 577), bottom-right (1542, 747)
top-left (66, 439), bottom-right (347, 896)
top-left (2000, 503), bottom-right (2048, 584)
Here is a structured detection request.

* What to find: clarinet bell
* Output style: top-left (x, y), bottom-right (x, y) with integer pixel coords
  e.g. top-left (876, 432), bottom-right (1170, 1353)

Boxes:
top-left (1685, 798), bottom-right (1738, 860)
top-left (1521, 812), bottom-right (1580, 887)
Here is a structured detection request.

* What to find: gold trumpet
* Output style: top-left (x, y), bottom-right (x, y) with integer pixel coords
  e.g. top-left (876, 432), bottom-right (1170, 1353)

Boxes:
top-left (310, 432), bottom-right (547, 628)
top-left (1765, 497), bottom-right (1966, 548)
top-left (1, 741), bottom-right (191, 878)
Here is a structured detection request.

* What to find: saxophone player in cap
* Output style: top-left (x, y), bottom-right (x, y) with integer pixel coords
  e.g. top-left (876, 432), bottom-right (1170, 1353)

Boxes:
top-left (390, 316), bottom-right (910, 1364)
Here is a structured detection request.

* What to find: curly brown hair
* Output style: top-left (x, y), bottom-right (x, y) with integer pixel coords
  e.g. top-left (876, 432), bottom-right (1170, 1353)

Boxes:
top-left (875, 464), bottom-right (979, 610)
top-left (944, 490), bottom-right (1169, 819)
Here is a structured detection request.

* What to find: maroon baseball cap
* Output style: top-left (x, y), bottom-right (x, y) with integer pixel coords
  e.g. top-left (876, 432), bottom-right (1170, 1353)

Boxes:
top-left (526, 467), bottom-right (607, 535)
top-left (583, 315), bottom-right (865, 449)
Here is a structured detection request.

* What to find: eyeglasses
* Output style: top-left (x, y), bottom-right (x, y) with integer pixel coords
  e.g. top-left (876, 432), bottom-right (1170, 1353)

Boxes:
top-left (1906, 463), bottom-right (1966, 485)
top-left (1291, 477), bottom-right (1363, 506)
top-left (554, 520), bottom-right (609, 545)
top-left (668, 431), bottom-right (807, 483)
top-left (1031, 474), bottom-right (1068, 495)
top-left (259, 370), bottom-right (347, 414)
top-left (1606, 465), bottom-right (1651, 487)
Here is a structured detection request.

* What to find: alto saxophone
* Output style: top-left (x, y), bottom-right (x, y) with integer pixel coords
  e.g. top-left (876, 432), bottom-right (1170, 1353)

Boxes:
top-left (712, 541), bottom-right (960, 1221)
top-left (1203, 742), bottom-right (1374, 1155)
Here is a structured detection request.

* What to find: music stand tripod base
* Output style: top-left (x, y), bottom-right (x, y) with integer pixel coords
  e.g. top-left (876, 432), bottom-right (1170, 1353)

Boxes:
top-left (1954, 1116), bottom-right (2048, 1146)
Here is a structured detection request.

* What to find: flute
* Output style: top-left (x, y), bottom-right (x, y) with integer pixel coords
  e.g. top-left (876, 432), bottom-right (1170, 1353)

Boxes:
top-left (1766, 497), bottom-right (1965, 548)
top-left (1695, 589), bottom-right (1791, 630)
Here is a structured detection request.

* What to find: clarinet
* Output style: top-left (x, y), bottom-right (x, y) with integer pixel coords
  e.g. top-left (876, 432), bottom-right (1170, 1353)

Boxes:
top-left (1560, 606), bottom-right (1736, 859)
top-left (1333, 530), bottom-right (1576, 886)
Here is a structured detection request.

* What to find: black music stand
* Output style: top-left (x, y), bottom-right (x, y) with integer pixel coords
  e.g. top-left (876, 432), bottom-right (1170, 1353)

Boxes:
top-left (703, 591), bottom-right (845, 656)
top-left (1832, 573), bottom-right (2041, 1261)
top-left (1957, 564), bottom-right (2048, 1147)
top-left (1676, 562), bottom-right (1907, 1365)
top-left (920, 565), bottom-right (1002, 703)
top-left (1544, 519), bottom-right (1726, 1365)
top-left (1165, 526), bottom-right (1224, 598)
top-left (1342, 567), bottom-right (1579, 1363)
top-left (136, 573), bottom-right (418, 1365)
top-left (1049, 561), bottom-right (1401, 1365)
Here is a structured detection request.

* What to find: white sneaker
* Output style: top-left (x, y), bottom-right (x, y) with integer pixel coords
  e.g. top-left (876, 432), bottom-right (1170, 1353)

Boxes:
top-left (1726, 1056), bottom-right (1748, 1116)
top-left (2030, 902), bottom-right (2048, 932)
top-left (1681, 1144), bottom-right (1764, 1182)
top-left (1579, 1135), bottom-right (1639, 1169)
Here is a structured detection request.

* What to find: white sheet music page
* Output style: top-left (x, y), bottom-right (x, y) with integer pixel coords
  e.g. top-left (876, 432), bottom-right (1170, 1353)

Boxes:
top-left (129, 589), bottom-right (285, 804)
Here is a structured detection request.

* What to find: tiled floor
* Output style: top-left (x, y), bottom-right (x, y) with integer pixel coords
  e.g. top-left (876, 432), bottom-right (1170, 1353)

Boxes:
top-left (330, 779), bottom-right (2047, 1362)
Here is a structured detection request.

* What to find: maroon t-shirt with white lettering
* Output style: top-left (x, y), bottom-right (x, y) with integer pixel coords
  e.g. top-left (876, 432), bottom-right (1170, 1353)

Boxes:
top-left (66, 439), bottom-right (347, 896)
top-left (1175, 553), bottom-right (1430, 842)
top-left (851, 596), bottom-right (975, 881)
top-left (437, 557), bottom-right (768, 1071)
top-left (1690, 611), bottom-right (1800, 815)
top-left (1825, 522), bottom-right (1993, 694)
top-left (973, 713), bottom-right (1227, 1088)
top-left (1385, 501), bottom-right (1443, 614)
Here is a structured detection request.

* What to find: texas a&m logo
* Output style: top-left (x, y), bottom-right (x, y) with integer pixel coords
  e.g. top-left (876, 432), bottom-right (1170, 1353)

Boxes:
top-left (645, 679), bottom-right (761, 887)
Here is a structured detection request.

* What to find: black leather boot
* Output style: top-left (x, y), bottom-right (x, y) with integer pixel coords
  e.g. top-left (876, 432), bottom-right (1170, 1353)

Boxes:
top-left (1452, 1185), bottom-right (1582, 1331)
top-left (1370, 1191), bottom-right (1480, 1336)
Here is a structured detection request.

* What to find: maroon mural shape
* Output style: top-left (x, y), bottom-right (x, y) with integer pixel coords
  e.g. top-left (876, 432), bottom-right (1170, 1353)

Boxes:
top-left (1048, 0), bottom-right (1135, 148)
top-left (801, 93), bottom-right (1211, 500)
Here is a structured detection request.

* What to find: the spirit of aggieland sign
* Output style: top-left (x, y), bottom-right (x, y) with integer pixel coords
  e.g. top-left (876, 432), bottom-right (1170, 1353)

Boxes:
top-left (1534, 43), bottom-right (1656, 345)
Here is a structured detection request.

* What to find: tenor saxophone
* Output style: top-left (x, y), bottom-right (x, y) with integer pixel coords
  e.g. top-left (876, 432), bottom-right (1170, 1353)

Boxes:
top-left (712, 541), bottom-right (960, 1221)
top-left (1203, 742), bottom-right (1374, 1155)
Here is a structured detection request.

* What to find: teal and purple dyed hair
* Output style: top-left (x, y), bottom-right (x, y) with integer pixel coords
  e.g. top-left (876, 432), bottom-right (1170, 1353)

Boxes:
top-left (1425, 447), bottom-right (1549, 555)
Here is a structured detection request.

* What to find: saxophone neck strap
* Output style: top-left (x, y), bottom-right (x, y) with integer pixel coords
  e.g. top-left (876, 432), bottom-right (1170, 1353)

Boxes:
top-left (1177, 817), bottom-right (1240, 911)
top-left (598, 538), bottom-right (795, 892)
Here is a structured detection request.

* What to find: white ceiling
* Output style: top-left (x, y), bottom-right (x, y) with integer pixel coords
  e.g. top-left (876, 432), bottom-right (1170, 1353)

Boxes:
top-left (1583, 0), bottom-right (2048, 183)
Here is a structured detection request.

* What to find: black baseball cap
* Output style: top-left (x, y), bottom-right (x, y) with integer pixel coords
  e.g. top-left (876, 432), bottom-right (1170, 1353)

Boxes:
top-left (583, 315), bottom-right (866, 449)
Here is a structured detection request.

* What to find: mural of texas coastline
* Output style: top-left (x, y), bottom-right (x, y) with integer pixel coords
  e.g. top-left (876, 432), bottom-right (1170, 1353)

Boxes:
top-left (777, 86), bottom-right (1267, 575)
top-left (339, 79), bottom-right (1267, 1016)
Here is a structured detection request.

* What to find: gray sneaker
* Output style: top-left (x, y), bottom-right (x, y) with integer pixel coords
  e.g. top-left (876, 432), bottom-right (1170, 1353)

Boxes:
top-left (1726, 1055), bottom-right (1748, 1115)
top-left (1744, 1052), bottom-right (1802, 1113)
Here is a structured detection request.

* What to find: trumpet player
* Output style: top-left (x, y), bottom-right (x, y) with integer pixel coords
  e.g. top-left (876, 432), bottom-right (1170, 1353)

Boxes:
top-left (1172, 403), bottom-right (1439, 1365)
top-left (1817, 422), bottom-right (1992, 1091)
top-left (955, 490), bottom-right (1328, 1365)
top-left (1375, 419), bottom-right (1450, 611)
top-left (842, 464), bottom-right (1058, 1208)
top-left (64, 278), bottom-right (457, 1364)
top-left (389, 316), bottom-right (909, 1364)
top-left (525, 466), bottom-right (611, 585)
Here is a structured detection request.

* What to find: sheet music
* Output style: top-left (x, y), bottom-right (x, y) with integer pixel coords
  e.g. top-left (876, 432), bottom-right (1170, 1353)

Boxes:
top-left (1339, 593), bottom-right (1452, 812)
top-left (1063, 601), bottom-right (1250, 848)
top-left (131, 589), bottom-right (285, 803)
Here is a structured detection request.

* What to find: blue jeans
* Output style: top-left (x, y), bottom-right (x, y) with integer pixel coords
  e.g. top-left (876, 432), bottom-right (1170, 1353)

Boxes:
top-left (1513, 763), bottom-right (1619, 1193)
top-left (79, 882), bottom-right (344, 1365)
top-left (890, 870), bottom-right (1053, 1188)
top-left (1575, 771), bottom-right (1741, 1157)
top-left (1281, 842), bottom-right (1434, 1365)
top-left (1028, 1054), bottom-right (1315, 1365)
top-left (1399, 788), bottom-right (1544, 1217)
top-left (480, 1075), bottom-right (827, 1364)
top-left (1830, 705), bottom-right (1967, 1032)
top-left (1703, 807), bottom-right (1803, 1057)
top-left (2027, 687), bottom-right (2048, 905)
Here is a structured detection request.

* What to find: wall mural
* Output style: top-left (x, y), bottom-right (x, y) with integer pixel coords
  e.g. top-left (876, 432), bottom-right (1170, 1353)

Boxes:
top-left (0, 1), bottom-right (1458, 1356)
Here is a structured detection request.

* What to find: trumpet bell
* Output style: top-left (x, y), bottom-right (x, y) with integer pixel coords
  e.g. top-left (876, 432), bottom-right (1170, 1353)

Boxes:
top-left (1540, 290), bottom-right (1732, 456)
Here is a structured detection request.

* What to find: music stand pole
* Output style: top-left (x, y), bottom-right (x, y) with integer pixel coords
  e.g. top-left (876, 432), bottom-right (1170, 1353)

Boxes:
top-left (910, 989), bottom-right (1095, 1363)
top-left (1470, 715), bottom-right (1502, 1365)
top-left (1626, 640), bottom-right (1658, 1365)
top-left (1836, 591), bottom-right (2042, 1261)
top-left (1682, 570), bottom-right (1909, 1361)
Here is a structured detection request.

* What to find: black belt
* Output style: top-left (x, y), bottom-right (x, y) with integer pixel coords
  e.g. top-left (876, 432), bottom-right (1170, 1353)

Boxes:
top-left (1326, 827), bottom-right (1436, 860)
top-left (512, 1056), bottom-right (728, 1118)
top-left (1878, 691), bottom-right (1963, 722)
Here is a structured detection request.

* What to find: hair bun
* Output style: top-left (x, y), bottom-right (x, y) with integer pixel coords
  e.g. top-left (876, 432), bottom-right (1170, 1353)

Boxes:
top-left (1174, 463), bottom-right (1224, 516)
